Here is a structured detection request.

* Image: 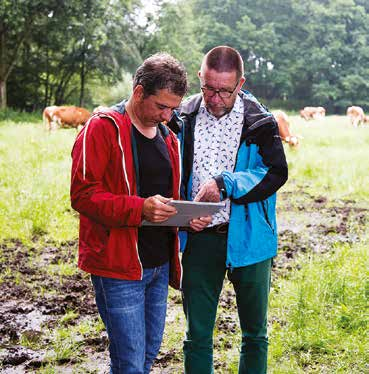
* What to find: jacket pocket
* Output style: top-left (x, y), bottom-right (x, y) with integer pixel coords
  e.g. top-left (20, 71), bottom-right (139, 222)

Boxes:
top-left (261, 200), bottom-right (274, 234)
top-left (82, 219), bottom-right (110, 253)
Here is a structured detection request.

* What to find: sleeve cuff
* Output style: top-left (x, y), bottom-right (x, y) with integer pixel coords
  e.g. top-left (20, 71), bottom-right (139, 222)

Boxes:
top-left (213, 175), bottom-right (227, 200)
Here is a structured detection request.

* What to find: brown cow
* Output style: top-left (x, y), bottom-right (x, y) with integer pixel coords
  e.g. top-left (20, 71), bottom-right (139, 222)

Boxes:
top-left (272, 110), bottom-right (300, 148)
top-left (346, 106), bottom-right (365, 127)
top-left (364, 115), bottom-right (369, 124)
top-left (45, 106), bottom-right (91, 130)
top-left (300, 106), bottom-right (326, 120)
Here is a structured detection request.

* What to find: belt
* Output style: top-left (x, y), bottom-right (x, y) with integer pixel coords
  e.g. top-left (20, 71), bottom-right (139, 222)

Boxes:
top-left (204, 222), bottom-right (229, 234)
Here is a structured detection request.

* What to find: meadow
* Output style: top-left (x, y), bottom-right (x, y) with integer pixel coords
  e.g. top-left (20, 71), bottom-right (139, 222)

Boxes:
top-left (0, 113), bottom-right (368, 373)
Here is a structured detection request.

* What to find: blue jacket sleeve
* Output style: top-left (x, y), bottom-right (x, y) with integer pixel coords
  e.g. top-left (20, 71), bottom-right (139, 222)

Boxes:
top-left (221, 167), bottom-right (268, 200)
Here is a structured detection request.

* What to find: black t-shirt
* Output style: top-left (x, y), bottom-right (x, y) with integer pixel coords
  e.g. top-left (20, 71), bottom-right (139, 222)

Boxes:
top-left (133, 125), bottom-right (174, 268)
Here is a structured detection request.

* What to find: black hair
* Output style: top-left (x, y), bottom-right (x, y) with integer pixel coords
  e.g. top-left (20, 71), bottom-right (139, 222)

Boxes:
top-left (133, 53), bottom-right (188, 97)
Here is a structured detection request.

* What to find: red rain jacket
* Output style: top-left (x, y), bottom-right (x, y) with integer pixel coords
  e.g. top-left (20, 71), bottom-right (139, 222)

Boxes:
top-left (70, 108), bottom-right (182, 289)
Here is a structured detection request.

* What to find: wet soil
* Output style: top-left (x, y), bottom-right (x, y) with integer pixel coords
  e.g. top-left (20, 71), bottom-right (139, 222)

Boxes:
top-left (0, 240), bottom-right (104, 372)
top-left (0, 194), bottom-right (367, 373)
top-left (274, 191), bottom-right (367, 278)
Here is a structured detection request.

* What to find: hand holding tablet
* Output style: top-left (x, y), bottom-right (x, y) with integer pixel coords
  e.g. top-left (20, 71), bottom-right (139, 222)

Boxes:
top-left (141, 200), bottom-right (225, 227)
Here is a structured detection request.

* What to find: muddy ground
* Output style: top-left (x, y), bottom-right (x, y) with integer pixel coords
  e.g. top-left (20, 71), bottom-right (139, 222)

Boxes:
top-left (0, 191), bottom-right (367, 373)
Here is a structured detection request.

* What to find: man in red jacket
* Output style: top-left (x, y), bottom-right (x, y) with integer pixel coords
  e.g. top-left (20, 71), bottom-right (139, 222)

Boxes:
top-left (71, 53), bottom-right (210, 374)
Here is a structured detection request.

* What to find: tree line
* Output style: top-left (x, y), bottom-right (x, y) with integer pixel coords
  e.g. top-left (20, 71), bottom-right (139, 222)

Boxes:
top-left (1, 0), bottom-right (368, 113)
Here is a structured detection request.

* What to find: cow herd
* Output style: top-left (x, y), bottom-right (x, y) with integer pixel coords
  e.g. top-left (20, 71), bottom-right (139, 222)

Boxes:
top-left (272, 105), bottom-right (368, 149)
top-left (42, 104), bottom-right (368, 150)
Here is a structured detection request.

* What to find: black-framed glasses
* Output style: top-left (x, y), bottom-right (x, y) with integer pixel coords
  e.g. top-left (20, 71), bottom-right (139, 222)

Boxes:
top-left (200, 80), bottom-right (239, 99)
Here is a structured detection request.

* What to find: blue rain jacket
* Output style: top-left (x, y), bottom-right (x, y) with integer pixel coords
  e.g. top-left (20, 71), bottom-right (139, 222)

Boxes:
top-left (168, 91), bottom-right (288, 268)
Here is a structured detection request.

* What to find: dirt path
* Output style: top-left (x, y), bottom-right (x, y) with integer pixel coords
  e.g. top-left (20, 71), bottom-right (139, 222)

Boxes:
top-left (0, 193), bottom-right (367, 373)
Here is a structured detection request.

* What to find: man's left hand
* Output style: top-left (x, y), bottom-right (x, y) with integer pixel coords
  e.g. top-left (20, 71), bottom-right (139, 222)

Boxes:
top-left (194, 179), bottom-right (220, 202)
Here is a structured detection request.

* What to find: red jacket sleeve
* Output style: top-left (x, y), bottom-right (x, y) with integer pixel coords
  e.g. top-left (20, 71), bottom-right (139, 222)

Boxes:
top-left (70, 117), bottom-right (144, 227)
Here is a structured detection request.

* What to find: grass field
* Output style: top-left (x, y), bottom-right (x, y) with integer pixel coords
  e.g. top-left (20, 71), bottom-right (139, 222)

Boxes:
top-left (0, 113), bottom-right (368, 373)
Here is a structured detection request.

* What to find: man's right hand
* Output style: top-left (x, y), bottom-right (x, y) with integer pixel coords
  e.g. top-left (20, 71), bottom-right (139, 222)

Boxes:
top-left (142, 195), bottom-right (177, 223)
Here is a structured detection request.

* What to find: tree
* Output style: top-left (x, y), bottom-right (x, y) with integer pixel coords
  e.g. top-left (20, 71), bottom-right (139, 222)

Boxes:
top-left (0, 0), bottom-right (60, 108)
top-left (2, 0), bottom-right (141, 110)
top-left (193, 0), bottom-right (278, 97)
top-left (143, 0), bottom-right (204, 93)
top-left (191, 0), bottom-right (369, 111)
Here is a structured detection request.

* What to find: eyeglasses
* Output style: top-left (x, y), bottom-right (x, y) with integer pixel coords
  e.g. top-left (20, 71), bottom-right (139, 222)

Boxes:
top-left (200, 80), bottom-right (239, 99)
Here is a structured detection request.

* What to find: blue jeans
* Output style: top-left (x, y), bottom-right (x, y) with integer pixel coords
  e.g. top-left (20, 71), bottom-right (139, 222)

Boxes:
top-left (91, 262), bottom-right (169, 374)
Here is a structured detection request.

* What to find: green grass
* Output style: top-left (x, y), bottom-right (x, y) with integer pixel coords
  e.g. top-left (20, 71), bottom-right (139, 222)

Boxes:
top-left (0, 121), bottom-right (78, 244)
top-left (47, 260), bottom-right (78, 278)
top-left (282, 115), bottom-right (369, 201)
top-left (0, 108), bottom-right (41, 123)
top-left (0, 114), bottom-right (368, 372)
top-left (269, 241), bottom-right (369, 373)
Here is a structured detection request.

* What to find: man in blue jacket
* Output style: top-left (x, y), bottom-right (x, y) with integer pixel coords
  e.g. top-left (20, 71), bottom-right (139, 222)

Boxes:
top-left (168, 46), bottom-right (288, 373)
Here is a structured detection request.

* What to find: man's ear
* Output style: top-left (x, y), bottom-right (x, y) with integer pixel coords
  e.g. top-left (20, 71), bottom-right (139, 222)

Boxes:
top-left (239, 76), bottom-right (246, 89)
top-left (133, 85), bottom-right (145, 101)
top-left (197, 71), bottom-right (202, 79)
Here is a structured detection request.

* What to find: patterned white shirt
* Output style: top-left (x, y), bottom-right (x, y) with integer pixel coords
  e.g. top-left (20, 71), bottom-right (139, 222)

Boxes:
top-left (191, 95), bottom-right (244, 226)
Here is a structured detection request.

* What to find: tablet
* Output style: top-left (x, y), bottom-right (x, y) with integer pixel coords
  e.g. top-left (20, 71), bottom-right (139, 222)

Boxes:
top-left (141, 200), bottom-right (225, 227)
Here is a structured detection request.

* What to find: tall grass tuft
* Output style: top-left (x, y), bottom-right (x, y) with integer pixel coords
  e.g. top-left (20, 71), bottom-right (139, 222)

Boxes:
top-left (269, 241), bottom-right (369, 373)
top-left (0, 121), bottom-right (78, 243)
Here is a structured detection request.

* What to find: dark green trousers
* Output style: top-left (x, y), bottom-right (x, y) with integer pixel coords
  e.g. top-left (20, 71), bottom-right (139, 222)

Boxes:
top-left (182, 230), bottom-right (272, 374)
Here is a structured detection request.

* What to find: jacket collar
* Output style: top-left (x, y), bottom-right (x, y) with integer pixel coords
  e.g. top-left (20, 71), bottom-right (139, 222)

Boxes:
top-left (111, 99), bottom-right (173, 138)
top-left (111, 99), bottom-right (127, 114)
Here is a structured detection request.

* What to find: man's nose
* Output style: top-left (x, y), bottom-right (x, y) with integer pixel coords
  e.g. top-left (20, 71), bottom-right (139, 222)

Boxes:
top-left (161, 108), bottom-right (173, 122)
top-left (209, 92), bottom-right (223, 104)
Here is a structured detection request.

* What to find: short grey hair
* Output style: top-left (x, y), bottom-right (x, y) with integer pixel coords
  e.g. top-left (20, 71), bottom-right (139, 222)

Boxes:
top-left (201, 46), bottom-right (244, 80)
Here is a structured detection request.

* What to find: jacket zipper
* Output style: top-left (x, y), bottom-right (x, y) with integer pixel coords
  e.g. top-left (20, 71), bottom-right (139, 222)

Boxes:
top-left (226, 140), bottom-right (243, 270)
top-left (261, 200), bottom-right (274, 233)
